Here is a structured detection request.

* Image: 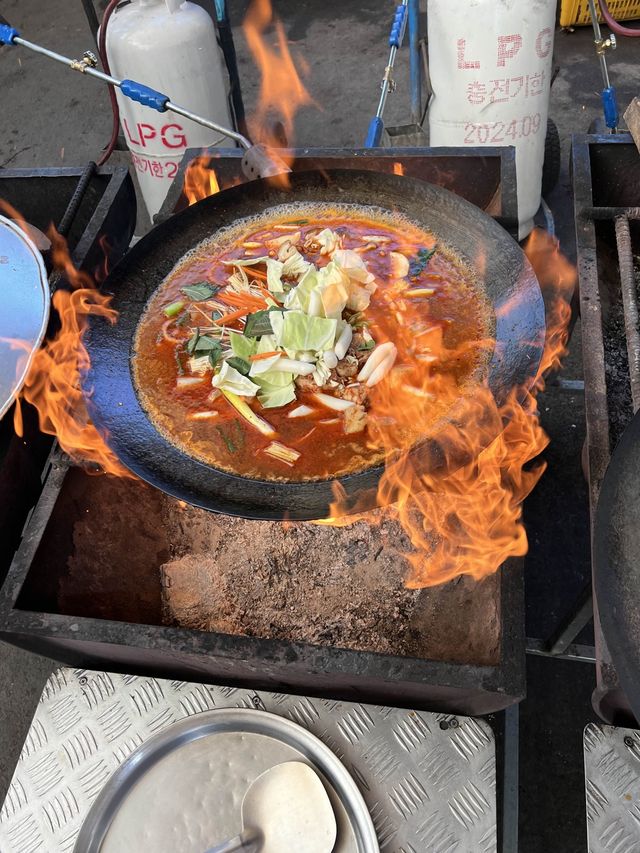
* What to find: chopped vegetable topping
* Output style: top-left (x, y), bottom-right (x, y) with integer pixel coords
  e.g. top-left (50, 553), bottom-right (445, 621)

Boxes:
top-left (164, 300), bottom-right (185, 318)
top-left (264, 441), bottom-right (301, 465)
top-left (243, 309), bottom-right (280, 338)
top-left (408, 246), bottom-right (437, 278)
top-left (221, 389), bottom-right (275, 436)
top-left (226, 356), bottom-right (251, 376)
top-left (181, 282), bottom-right (219, 301)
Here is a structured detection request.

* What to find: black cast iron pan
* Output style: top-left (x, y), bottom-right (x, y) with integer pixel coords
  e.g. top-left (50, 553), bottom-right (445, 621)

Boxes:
top-left (85, 169), bottom-right (545, 520)
top-left (594, 408), bottom-right (640, 723)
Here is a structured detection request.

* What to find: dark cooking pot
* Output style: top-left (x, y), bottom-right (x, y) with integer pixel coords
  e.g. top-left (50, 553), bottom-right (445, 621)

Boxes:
top-left (84, 170), bottom-right (544, 520)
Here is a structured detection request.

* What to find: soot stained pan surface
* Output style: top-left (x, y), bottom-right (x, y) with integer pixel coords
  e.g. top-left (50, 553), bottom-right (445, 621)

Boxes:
top-left (85, 170), bottom-right (544, 520)
top-left (594, 408), bottom-right (640, 723)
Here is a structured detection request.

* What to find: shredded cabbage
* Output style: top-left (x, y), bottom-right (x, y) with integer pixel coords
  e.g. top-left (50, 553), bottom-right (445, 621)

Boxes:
top-left (278, 312), bottom-right (337, 353)
top-left (257, 381), bottom-right (297, 409)
top-left (211, 362), bottom-right (260, 396)
top-left (283, 267), bottom-right (317, 312)
top-left (282, 249), bottom-right (311, 279)
top-left (316, 228), bottom-right (340, 255)
top-left (266, 258), bottom-right (284, 293)
top-left (229, 331), bottom-right (256, 360)
top-left (249, 354), bottom-right (282, 376)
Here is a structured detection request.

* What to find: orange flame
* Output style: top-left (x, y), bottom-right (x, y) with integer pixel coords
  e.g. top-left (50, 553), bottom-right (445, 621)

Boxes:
top-left (242, 0), bottom-right (316, 182)
top-left (323, 228), bottom-right (575, 589)
top-left (242, 0), bottom-right (315, 147)
top-left (2, 206), bottom-right (132, 477)
top-left (183, 155), bottom-right (221, 206)
top-left (393, 162), bottom-right (404, 176)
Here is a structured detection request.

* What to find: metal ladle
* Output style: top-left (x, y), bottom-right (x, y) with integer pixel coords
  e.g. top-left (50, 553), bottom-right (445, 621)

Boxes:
top-left (205, 761), bottom-right (337, 853)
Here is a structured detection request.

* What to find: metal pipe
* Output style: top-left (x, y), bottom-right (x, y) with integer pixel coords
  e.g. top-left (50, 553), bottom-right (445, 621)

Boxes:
top-left (375, 45), bottom-right (399, 120)
top-left (614, 215), bottom-right (640, 411)
top-left (588, 0), bottom-right (612, 89)
top-left (11, 35), bottom-right (252, 150)
top-left (588, 0), bottom-right (619, 130)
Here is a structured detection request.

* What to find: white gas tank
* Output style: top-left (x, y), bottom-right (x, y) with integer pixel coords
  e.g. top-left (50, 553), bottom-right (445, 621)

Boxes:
top-left (427, 0), bottom-right (556, 239)
top-left (106, 0), bottom-right (233, 219)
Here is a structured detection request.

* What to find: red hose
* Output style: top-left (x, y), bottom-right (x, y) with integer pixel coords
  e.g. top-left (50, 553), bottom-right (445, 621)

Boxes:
top-left (97, 0), bottom-right (122, 166)
top-left (597, 0), bottom-right (640, 37)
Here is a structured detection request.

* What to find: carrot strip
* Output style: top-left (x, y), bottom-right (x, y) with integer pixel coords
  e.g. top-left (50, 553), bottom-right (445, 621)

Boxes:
top-left (256, 285), bottom-right (275, 303)
top-left (214, 308), bottom-right (250, 325)
top-left (249, 350), bottom-right (281, 362)
top-left (248, 267), bottom-right (269, 280)
top-left (220, 291), bottom-right (267, 309)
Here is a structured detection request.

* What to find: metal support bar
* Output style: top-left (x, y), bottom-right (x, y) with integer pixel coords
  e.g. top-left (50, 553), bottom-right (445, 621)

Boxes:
top-left (585, 206), bottom-right (640, 220)
top-left (545, 583), bottom-right (594, 656)
top-left (502, 704), bottom-right (519, 853)
top-left (408, 0), bottom-right (421, 125)
top-left (526, 637), bottom-right (597, 663)
top-left (614, 215), bottom-right (640, 412)
top-left (79, 0), bottom-right (100, 48)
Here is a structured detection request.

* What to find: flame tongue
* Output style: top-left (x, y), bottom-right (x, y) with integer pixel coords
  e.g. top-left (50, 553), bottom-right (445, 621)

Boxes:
top-left (325, 228), bottom-right (574, 589)
top-left (14, 228), bottom-right (132, 477)
top-left (242, 0), bottom-right (315, 150)
top-left (183, 155), bottom-right (221, 206)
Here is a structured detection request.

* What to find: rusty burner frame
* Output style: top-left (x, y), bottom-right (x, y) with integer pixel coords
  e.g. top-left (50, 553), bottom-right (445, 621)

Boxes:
top-left (534, 133), bottom-right (640, 725)
top-left (0, 147), bottom-right (525, 717)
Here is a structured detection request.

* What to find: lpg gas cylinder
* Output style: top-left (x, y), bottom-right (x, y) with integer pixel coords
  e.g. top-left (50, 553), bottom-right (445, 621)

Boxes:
top-left (427, 0), bottom-right (556, 239)
top-left (106, 0), bottom-right (233, 218)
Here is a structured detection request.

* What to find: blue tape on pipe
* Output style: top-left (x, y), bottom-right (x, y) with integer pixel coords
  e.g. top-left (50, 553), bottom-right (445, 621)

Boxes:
top-left (365, 117), bottom-right (384, 148)
top-left (389, 4), bottom-right (407, 47)
top-left (120, 79), bottom-right (169, 112)
top-left (602, 86), bottom-right (619, 130)
top-left (0, 23), bottom-right (19, 45)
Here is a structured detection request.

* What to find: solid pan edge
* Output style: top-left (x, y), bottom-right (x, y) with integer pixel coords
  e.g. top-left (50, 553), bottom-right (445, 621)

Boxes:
top-left (74, 707), bottom-right (379, 853)
top-left (594, 408), bottom-right (640, 722)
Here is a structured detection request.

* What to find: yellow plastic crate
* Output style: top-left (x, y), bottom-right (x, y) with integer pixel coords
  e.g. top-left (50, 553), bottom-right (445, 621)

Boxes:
top-left (560, 0), bottom-right (640, 26)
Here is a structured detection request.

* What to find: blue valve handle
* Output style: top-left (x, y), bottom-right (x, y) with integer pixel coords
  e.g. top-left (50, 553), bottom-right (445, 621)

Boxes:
top-left (365, 116), bottom-right (384, 148)
top-left (0, 23), bottom-right (19, 45)
top-left (389, 4), bottom-right (407, 48)
top-left (120, 79), bottom-right (169, 112)
top-left (601, 86), bottom-right (619, 130)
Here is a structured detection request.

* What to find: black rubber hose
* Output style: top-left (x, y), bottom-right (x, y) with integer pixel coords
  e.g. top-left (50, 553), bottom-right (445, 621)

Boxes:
top-left (97, 0), bottom-right (122, 167)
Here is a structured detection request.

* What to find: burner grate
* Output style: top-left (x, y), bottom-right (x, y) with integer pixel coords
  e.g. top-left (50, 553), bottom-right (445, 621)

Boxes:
top-left (572, 133), bottom-right (640, 723)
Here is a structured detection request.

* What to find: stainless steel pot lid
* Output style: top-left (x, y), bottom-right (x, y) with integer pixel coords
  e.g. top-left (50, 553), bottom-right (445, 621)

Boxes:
top-left (75, 708), bottom-right (379, 853)
top-left (0, 214), bottom-right (50, 419)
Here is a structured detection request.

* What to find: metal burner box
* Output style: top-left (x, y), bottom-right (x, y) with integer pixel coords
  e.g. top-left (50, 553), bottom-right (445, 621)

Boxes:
top-left (0, 149), bottom-right (525, 716)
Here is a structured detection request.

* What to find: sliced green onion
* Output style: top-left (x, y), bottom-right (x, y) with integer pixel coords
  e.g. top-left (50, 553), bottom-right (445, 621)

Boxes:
top-left (264, 441), bottom-right (301, 465)
top-left (221, 390), bottom-right (275, 436)
top-left (164, 300), bottom-right (185, 318)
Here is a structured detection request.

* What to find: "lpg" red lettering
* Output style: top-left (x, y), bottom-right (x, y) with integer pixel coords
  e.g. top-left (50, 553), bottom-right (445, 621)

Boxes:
top-left (497, 34), bottom-right (523, 67)
top-left (123, 119), bottom-right (187, 149)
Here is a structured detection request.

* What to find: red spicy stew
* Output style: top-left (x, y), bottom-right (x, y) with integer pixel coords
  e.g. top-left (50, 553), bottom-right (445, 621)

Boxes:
top-left (133, 203), bottom-right (492, 481)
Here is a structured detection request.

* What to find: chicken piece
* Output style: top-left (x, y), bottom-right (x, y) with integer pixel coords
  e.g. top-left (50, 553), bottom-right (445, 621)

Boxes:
top-left (342, 404), bottom-right (367, 434)
top-left (295, 374), bottom-right (321, 392)
top-left (341, 384), bottom-right (369, 405)
top-left (336, 354), bottom-right (359, 379)
top-left (350, 332), bottom-right (366, 350)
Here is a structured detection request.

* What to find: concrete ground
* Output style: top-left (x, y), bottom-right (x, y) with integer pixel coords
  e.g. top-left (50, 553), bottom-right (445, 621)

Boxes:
top-left (1, 1), bottom-right (639, 850)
